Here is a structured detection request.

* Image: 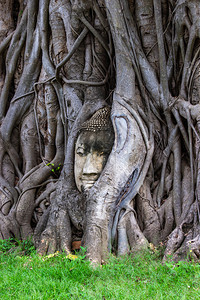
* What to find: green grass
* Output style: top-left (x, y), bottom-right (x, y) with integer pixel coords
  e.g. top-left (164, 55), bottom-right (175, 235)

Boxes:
top-left (0, 239), bottom-right (200, 299)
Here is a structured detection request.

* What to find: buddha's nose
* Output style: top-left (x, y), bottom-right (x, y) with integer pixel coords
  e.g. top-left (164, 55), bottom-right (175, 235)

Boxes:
top-left (83, 153), bottom-right (99, 175)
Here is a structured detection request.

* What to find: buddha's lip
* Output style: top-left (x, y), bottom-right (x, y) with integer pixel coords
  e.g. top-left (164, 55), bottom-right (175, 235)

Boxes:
top-left (81, 176), bottom-right (99, 181)
top-left (82, 180), bottom-right (96, 184)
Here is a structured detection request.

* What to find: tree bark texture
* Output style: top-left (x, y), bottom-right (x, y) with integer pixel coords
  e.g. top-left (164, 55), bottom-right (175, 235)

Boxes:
top-left (1, 0), bottom-right (200, 263)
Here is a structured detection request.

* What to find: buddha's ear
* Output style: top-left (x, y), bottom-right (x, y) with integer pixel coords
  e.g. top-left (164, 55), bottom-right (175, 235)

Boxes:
top-left (112, 116), bottom-right (128, 153)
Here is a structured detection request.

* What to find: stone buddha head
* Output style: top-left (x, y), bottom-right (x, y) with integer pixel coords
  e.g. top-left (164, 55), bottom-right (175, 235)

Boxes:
top-left (74, 107), bottom-right (114, 192)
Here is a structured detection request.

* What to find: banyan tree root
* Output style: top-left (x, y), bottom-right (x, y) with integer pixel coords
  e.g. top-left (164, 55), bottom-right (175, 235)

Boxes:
top-left (0, 0), bottom-right (200, 264)
top-left (118, 210), bottom-right (149, 255)
top-left (163, 202), bottom-right (200, 262)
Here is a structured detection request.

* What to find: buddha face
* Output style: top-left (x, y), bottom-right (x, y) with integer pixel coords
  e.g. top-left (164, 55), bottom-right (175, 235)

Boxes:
top-left (74, 130), bottom-right (114, 192)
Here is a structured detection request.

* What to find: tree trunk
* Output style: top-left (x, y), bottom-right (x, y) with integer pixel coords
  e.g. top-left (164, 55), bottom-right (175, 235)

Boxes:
top-left (1, 0), bottom-right (200, 263)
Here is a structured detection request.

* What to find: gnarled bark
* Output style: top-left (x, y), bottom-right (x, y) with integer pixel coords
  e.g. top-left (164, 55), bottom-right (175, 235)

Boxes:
top-left (0, 0), bottom-right (200, 263)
